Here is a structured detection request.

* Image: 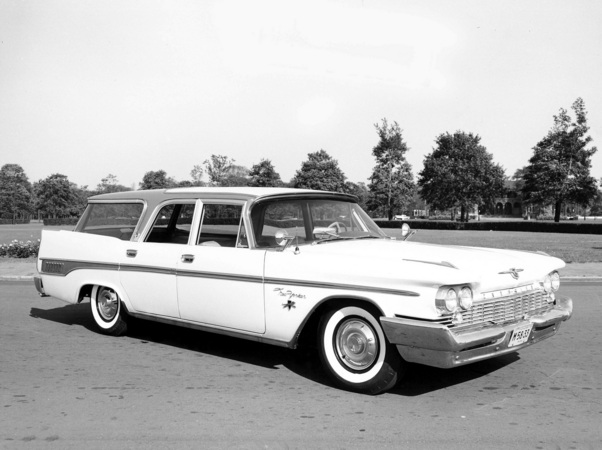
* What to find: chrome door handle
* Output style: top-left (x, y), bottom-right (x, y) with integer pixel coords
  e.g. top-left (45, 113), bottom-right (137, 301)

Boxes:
top-left (126, 249), bottom-right (137, 258)
top-left (181, 254), bottom-right (194, 263)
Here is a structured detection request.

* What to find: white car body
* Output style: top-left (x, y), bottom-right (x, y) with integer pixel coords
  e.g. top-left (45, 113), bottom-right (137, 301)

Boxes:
top-left (35, 187), bottom-right (573, 394)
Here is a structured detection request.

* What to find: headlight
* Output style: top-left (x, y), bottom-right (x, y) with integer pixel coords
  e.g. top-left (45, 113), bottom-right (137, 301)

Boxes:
top-left (543, 274), bottom-right (552, 293)
top-left (445, 289), bottom-right (458, 312)
top-left (436, 285), bottom-right (473, 315)
top-left (459, 287), bottom-right (473, 310)
top-left (550, 271), bottom-right (560, 291)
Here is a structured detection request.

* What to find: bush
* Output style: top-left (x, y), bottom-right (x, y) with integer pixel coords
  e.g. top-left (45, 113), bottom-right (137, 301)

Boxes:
top-left (0, 239), bottom-right (40, 258)
top-left (43, 218), bottom-right (79, 226)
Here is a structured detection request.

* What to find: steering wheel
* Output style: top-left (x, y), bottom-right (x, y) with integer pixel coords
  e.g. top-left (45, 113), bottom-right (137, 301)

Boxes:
top-left (327, 222), bottom-right (348, 234)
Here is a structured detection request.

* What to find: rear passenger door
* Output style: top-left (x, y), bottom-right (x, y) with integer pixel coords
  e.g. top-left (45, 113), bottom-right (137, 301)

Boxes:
top-left (119, 200), bottom-right (197, 318)
top-left (176, 201), bottom-right (266, 333)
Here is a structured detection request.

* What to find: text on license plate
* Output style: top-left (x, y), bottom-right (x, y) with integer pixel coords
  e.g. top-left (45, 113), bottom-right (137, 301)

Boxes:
top-left (508, 323), bottom-right (533, 347)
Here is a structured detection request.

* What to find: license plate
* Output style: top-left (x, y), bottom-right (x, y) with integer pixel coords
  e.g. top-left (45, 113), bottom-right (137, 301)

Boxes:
top-left (509, 323), bottom-right (533, 347)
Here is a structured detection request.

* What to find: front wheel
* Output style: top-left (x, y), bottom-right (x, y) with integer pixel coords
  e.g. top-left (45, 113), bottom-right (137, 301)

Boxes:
top-left (318, 305), bottom-right (403, 394)
top-left (90, 285), bottom-right (128, 336)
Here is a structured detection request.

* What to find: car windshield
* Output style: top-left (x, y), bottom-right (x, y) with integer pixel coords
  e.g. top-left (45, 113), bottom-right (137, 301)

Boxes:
top-left (251, 198), bottom-right (386, 248)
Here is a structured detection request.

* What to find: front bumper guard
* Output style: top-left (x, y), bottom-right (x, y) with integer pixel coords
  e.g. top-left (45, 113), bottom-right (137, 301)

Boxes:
top-left (380, 295), bottom-right (573, 369)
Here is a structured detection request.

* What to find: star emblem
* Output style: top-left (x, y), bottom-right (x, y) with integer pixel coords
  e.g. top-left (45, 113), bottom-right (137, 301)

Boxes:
top-left (282, 300), bottom-right (296, 310)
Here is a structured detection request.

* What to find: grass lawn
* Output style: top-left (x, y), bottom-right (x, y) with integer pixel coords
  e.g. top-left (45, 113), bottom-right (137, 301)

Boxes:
top-left (1, 223), bottom-right (601, 264)
top-left (0, 223), bottom-right (73, 243)
top-left (386, 228), bottom-right (602, 263)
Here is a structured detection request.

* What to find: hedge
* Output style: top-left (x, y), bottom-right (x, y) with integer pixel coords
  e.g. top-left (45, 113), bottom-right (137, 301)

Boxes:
top-left (43, 218), bottom-right (79, 226)
top-left (377, 219), bottom-right (602, 235)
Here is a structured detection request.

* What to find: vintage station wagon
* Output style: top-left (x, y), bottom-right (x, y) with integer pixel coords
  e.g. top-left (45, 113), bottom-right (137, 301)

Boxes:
top-left (35, 187), bottom-right (573, 394)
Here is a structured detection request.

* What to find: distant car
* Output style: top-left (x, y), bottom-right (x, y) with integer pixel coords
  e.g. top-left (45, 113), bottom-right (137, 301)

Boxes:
top-left (35, 187), bottom-right (573, 394)
top-left (394, 214), bottom-right (410, 220)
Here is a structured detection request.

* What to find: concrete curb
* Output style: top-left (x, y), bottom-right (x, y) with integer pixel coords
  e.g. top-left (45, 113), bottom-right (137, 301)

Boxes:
top-left (1, 276), bottom-right (35, 281)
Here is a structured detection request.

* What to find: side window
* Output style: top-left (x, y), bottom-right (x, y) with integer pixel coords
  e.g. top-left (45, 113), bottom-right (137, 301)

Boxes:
top-left (197, 204), bottom-right (246, 248)
top-left (254, 201), bottom-right (306, 248)
top-left (146, 203), bottom-right (195, 244)
top-left (78, 202), bottom-right (144, 240)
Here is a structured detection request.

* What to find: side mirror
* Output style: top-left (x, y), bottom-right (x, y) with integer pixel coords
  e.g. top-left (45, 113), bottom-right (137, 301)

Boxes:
top-left (400, 223), bottom-right (415, 241)
top-left (275, 229), bottom-right (290, 246)
top-left (274, 229), bottom-right (295, 251)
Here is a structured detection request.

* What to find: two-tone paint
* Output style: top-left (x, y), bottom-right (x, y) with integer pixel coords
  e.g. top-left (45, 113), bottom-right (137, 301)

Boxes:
top-left (35, 187), bottom-right (573, 369)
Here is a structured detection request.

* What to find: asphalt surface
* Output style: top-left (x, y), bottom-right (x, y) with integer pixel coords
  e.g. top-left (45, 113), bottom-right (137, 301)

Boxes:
top-left (1, 281), bottom-right (600, 449)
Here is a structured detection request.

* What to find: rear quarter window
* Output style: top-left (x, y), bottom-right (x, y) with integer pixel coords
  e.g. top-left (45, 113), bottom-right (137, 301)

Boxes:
top-left (77, 203), bottom-right (144, 241)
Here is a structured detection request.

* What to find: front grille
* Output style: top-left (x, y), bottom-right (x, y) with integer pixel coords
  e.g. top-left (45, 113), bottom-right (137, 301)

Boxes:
top-left (450, 290), bottom-right (553, 328)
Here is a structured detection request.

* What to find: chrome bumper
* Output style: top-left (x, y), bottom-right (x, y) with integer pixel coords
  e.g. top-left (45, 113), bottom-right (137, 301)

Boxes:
top-left (380, 296), bottom-right (573, 369)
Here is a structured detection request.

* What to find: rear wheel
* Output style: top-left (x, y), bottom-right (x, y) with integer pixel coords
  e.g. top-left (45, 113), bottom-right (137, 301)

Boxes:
top-left (90, 285), bottom-right (128, 336)
top-left (318, 305), bottom-right (403, 394)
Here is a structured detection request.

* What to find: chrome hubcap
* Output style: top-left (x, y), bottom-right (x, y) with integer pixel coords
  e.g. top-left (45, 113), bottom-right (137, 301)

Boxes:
top-left (336, 319), bottom-right (378, 371)
top-left (97, 288), bottom-right (118, 321)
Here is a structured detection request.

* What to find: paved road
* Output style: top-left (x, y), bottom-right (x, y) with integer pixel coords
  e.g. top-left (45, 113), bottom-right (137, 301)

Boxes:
top-left (1, 281), bottom-right (601, 449)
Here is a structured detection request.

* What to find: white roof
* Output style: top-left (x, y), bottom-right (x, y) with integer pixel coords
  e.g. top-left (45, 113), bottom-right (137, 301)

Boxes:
top-left (90, 186), bottom-right (354, 203)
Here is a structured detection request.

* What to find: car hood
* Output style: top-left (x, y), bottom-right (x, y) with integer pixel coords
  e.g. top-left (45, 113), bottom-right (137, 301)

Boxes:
top-left (268, 238), bottom-right (565, 293)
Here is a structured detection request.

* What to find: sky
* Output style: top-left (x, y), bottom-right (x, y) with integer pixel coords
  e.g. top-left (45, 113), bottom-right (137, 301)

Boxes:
top-left (1, 0), bottom-right (602, 190)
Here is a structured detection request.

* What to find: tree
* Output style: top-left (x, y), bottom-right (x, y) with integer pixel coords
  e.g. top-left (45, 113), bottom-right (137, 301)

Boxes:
top-left (219, 165), bottom-right (249, 187)
top-left (95, 174), bottom-right (130, 194)
top-left (345, 181), bottom-right (369, 211)
top-left (139, 170), bottom-right (177, 190)
top-left (367, 119), bottom-right (415, 220)
top-left (292, 149), bottom-right (347, 192)
top-left (204, 155), bottom-right (235, 186)
top-left (588, 186), bottom-right (602, 217)
top-left (0, 164), bottom-right (33, 219)
top-left (418, 131), bottom-right (506, 222)
top-left (248, 159), bottom-right (283, 187)
top-left (521, 98), bottom-right (598, 222)
top-left (34, 174), bottom-right (79, 218)
top-left (71, 183), bottom-right (92, 216)
top-left (190, 165), bottom-right (205, 187)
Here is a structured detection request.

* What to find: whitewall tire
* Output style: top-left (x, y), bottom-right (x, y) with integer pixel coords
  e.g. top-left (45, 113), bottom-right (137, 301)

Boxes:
top-left (318, 305), bottom-right (403, 394)
top-left (90, 285), bottom-right (128, 336)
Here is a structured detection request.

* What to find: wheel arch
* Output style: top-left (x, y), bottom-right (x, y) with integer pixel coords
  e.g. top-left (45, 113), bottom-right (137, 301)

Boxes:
top-left (292, 295), bottom-right (385, 349)
top-left (76, 281), bottom-right (131, 313)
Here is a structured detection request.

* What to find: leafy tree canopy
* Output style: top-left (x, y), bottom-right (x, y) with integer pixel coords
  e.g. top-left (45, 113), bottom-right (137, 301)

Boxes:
top-left (418, 131), bottom-right (506, 222)
top-left (292, 149), bottom-right (347, 192)
top-left (521, 98), bottom-right (598, 222)
top-left (589, 186), bottom-right (602, 217)
top-left (220, 164), bottom-right (250, 187)
top-left (34, 173), bottom-right (80, 218)
top-left (139, 170), bottom-right (177, 190)
top-left (345, 181), bottom-right (369, 211)
top-left (248, 159), bottom-right (283, 187)
top-left (95, 174), bottom-right (130, 194)
top-left (367, 119), bottom-right (415, 219)
top-left (0, 164), bottom-right (33, 218)
top-left (190, 165), bottom-right (205, 187)
top-left (204, 155), bottom-right (235, 186)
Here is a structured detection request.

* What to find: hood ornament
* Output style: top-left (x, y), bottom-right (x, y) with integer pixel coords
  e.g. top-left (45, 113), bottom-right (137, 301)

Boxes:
top-left (499, 268), bottom-right (524, 280)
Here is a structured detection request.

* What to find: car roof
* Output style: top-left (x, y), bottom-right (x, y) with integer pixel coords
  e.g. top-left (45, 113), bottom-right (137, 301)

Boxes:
top-left (89, 187), bottom-right (357, 203)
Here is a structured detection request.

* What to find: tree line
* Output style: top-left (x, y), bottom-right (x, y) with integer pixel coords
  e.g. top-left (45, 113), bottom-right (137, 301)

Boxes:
top-left (0, 98), bottom-right (597, 223)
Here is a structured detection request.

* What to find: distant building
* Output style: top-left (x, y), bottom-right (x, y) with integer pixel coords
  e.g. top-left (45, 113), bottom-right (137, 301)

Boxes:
top-left (490, 180), bottom-right (523, 217)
